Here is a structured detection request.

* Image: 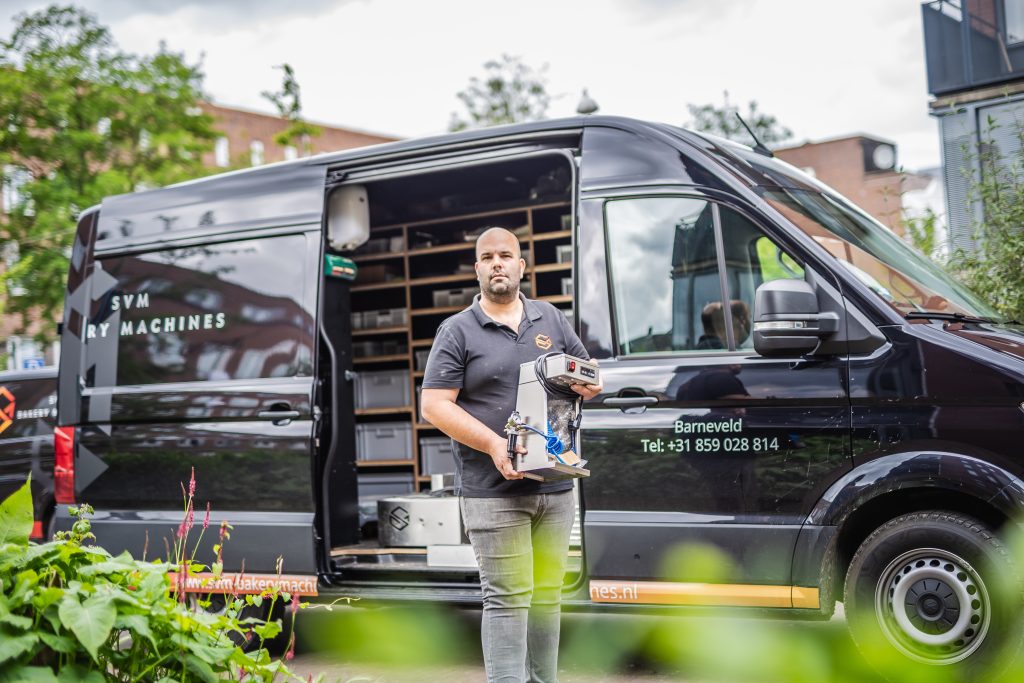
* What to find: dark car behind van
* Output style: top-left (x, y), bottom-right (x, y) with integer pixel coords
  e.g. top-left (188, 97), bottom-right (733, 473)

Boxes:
top-left (0, 367), bottom-right (57, 539)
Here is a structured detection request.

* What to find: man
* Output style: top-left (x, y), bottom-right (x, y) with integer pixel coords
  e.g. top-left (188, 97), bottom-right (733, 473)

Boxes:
top-left (421, 227), bottom-right (601, 683)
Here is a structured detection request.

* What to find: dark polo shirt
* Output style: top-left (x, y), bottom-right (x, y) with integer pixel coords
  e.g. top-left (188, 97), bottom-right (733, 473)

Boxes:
top-left (422, 292), bottom-right (589, 497)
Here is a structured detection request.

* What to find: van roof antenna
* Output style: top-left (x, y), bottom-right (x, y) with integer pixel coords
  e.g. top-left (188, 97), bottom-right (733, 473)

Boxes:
top-left (735, 113), bottom-right (774, 158)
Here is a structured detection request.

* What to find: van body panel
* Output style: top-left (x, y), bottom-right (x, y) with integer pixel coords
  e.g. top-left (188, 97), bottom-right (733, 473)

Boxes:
top-left (51, 506), bottom-right (316, 574)
top-left (94, 162), bottom-right (327, 254)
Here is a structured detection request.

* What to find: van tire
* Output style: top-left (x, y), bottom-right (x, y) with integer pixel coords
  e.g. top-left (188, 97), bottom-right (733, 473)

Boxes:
top-left (844, 511), bottom-right (1022, 679)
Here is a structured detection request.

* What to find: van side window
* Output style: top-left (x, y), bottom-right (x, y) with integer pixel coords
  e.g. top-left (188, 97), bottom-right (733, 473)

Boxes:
top-left (83, 234), bottom-right (315, 386)
top-left (720, 207), bottom-right (804, 350)
top-left (605, 197), bottom-right (727, 355)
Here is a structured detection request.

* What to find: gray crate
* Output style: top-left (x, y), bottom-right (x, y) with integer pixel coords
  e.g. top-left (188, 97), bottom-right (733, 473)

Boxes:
top-left (555, 244), bottom-right (573, 264)
top-left (355, 370), bottom-right (410, 408)
top-left (415, 349), bottom-right (431, 371)
top-left (432, 287), bottom-right (477, 308)
top-left (351, 311), bottom-right (364, 330)
top-left (420, 436), bottom-right (456, 475)
top-left (356, 421), bottom-right (412, 461)
top-left (561, 277), bottom-right (573, 296)
top-left (358, 473), bottom-right (415, 499)
top-left (364, 307), bottom-right (408, 329)
top-left (352, 340), bottom-right (380, 358)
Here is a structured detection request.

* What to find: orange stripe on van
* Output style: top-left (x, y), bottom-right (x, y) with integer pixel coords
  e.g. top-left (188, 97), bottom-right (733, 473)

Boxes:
top-left (589, 580), bottom-right (819, 609)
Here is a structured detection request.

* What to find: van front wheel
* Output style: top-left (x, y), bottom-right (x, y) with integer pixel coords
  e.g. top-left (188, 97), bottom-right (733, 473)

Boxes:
top-left (844, 511), bottom-right (1021, 677)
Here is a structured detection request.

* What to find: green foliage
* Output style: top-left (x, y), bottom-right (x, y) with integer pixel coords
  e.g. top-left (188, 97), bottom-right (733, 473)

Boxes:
top-left (686, 90), bottom-right (793, 149)
top-left (449, 54), bottom-right (550, 132)
top-left (261, 63), bottom-right (321, 155)
top-left (0, 4), bottom-right (217, 341)
top-left (948, 113), bottom-right (1024, 323)
top-left (0, 479), bottom-right (314, 682)
top-left (902, 208), bottom-right (943, 263)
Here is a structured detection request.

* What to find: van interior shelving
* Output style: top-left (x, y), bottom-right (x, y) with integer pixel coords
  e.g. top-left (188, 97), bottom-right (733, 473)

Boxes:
top-left (320, 152), bottom-right (582, 582)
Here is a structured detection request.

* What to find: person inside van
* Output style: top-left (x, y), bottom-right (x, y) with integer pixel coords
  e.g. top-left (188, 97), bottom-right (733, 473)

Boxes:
top-left (420, 226), bottom-right (601, 683)
top-left (696, 299), bottom-right (751, 350)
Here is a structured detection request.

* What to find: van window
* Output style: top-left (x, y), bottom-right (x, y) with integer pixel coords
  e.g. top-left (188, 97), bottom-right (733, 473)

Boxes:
top-left (605, 197), bottom-right (726, 354)
top-left (719, 207), bottom-right (804, 349)
top-left (84, 234), bottom-right (315, 387)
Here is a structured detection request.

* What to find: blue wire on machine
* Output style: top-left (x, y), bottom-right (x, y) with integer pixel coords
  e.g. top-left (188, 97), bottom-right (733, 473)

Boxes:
top-left (519, 423), bottom-right (567, 464)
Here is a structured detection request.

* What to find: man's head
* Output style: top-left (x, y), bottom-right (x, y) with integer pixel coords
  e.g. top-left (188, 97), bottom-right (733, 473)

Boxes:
top-left (475, 227), bottom-right (525, 304)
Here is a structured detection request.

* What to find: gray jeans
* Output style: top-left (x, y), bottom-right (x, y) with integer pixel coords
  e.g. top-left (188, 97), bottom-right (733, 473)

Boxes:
top-left (460, 491), bottom-right (575, 683)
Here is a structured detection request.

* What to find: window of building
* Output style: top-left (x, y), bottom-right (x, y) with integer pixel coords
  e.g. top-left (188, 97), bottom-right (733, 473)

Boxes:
top-left (1006, 0), bottom-right (1024, 43)
top-left (215, 137), bottom-right (230, 167)
top-left (284, 145), bottom-right (298, 161)
top-left (250, 140), bottom-right (264, 166)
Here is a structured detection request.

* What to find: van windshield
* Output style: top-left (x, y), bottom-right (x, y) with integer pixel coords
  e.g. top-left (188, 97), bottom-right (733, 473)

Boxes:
top-left (761, 188), bottom-right (997, 319)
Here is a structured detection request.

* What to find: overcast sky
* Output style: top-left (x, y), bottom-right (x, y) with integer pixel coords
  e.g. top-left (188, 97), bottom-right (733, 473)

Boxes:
top-left (0, 0), bottom-right (942, 170)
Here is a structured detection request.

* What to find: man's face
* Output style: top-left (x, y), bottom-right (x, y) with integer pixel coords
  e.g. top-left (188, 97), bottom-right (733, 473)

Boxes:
top-left (475, 231), bottom-right (525, 303)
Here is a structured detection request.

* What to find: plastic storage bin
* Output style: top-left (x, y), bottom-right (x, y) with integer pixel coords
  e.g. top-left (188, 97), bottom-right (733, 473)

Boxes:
top-left (420, 436), bottom-right (456, 475)
top-left (363, 307), bottom-right (408, 329)
top-left (555, 244), bottom-right (573, 264)
top-left (432, 287), bottom-right (477, 308)
top-left (355, 370), bottom-right (410, 408)
top-left (356, 422), bottom-right (412, 461)
top-left (561, 277), bottom-right (573, 296)
top-left (358, 473), bottom-right (415, 499)
top-left (415, 349), bottom-right (431, 371)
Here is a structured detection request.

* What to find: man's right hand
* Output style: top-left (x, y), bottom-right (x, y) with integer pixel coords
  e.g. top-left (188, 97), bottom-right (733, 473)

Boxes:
top-left (489, 438), bottom-right (525, 480)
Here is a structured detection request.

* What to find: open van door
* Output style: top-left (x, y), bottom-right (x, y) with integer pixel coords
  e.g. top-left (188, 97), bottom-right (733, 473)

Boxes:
top-left (56, 162), bottom-right (328, 577)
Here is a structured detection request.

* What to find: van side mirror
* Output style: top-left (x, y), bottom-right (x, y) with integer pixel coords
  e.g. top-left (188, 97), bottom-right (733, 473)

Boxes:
top-left (752, 279), bottom-right (839, 356)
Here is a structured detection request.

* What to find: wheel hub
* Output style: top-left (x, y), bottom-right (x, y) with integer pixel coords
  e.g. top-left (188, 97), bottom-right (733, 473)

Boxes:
top-left (875, 549), bottom-right (990, 665)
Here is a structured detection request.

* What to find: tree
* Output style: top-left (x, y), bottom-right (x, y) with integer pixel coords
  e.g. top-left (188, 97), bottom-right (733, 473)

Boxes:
top-left (0, 5), bottom-right (217, 339)
top-left (686, 91), bottom-right (793, 149)
top-left (449, 54), bottom-right (551, 131)
top-left (261, 63), bottom-right (321, 156)
top-left (948, 114), bottom-right (1024, 323)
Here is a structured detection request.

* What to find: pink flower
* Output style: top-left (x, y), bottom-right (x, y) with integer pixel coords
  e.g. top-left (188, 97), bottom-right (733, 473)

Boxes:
top-left (202, 502), bottom-right (211, 531)
top-left (285, 633), bottom-right (296, 661)
top-left (290, 596), bottom-right (300, 614)
top-left (188, 467), bottom-right (196, 498)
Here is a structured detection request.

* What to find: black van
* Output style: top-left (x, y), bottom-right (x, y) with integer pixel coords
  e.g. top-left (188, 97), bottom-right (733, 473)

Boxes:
top-left (55, 116), bottom-right (1024, 674)
top-left (0, 367), bottom-right (58, 539)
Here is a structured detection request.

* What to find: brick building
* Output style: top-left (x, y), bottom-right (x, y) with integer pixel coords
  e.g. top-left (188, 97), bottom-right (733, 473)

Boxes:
top-left (775, 135), bottom-right (911, 234)
top-left (1, 103), bottom-right (398, 369)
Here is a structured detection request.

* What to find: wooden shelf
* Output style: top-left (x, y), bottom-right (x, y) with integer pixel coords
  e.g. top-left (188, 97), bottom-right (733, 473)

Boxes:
top-left (413, 370), bottom-right (425, 378)
top-left (355, 406), bottom-right (413, 416)
top-left (408, 242), bottom-right (477, 257)
top-left (352, 326), bottom-right (408, 337)
top-left (356, 459), bottom-right (415, 467)
top-left (373, 200), bottom-right (569, 232)
top-left (351, 252), bottom-right (405, 263)
top-left (352, 280), bottom-right (407, 293)
top-left (411, 305), bottom-right (466, 317)
top-left (409, 272), bottom-right (477, 286)
top-left (532, 230), bottom-right (571, 242)
top-left (416, 476), bottom-right (433, 483)
top-left (411, 338), bottom-right (434, 347)
top-left (540, 295), bottom-right (572, 304)
top-left (353, 353), bottom-right (410, 364)
top-left (533, 262), bottom-right (572, 274)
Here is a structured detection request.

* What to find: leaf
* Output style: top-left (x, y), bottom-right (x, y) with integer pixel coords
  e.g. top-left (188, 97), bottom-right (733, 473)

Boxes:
top-left (0, 601), bottom-right (32, 630)
top-left (0, 626), bottom-right (38, 664)
top-left (114, 614), bottom-right (157, 649)
top-left (57, 593), bottom-right (116, 662)
top-left (0, 478), bottom-right (33, 547)
top-left (184, 653), bottom-right (219, 683)
top-left (57, 666), bottom-right (104, 683)
top-left (38, 631), bottom-right (76, 654)
top-left (0, 666), bottom-right (58, 683)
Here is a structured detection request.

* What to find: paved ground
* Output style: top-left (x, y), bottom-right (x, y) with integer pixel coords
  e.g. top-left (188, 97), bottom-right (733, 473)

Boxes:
top-left (286, 605), bottom-right (881, 683)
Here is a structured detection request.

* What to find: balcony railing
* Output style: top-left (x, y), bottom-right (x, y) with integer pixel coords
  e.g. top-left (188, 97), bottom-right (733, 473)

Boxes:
top-left (923, 0), bottom-right (1024, 95)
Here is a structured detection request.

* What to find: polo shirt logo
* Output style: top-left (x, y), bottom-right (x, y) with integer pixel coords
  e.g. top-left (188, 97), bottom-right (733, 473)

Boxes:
top-left (535, 334), bottom-right (553, 350)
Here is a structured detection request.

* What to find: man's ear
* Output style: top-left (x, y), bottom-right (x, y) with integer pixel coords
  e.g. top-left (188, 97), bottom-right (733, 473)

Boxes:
top-left (519, 258), bottom-right (526, 276)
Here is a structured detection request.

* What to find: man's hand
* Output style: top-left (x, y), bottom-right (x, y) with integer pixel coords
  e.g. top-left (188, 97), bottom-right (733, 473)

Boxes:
top-left (488, 437), bottom-right (525, 480)
top-left (570, 360), bottom-right (603, 401)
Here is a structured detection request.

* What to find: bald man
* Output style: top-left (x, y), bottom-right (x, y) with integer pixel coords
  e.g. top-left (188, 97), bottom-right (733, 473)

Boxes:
top-left (421, 227), bottom-right (601, 683)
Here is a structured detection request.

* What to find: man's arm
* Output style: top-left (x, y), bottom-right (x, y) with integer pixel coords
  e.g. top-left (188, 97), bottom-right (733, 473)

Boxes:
top-left (421, 387), bottom-right (524, 480)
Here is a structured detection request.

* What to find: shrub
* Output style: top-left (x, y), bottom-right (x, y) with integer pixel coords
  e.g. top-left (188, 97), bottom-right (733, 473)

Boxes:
top-left (0, 476), bottom-right (315, 682)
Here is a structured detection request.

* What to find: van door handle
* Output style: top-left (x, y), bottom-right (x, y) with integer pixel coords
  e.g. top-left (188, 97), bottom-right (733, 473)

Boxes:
top-left (258, 409), bottom-right (301, 425)
top-left (602, 396), bottom-right (659, 408)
